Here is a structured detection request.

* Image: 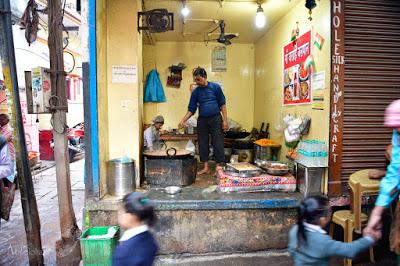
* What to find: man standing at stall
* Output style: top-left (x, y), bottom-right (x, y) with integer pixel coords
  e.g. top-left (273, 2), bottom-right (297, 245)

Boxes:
top-left (144, 115), bottom-right (165, 151)
top-left (179, 67), bottom-right (228, 175)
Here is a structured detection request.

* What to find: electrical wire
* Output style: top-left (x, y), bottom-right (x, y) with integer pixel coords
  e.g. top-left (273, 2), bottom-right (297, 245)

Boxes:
top-left (63, 50), bottom-right (76, 74)
top-left (49, 95), bottom-right (68, 134)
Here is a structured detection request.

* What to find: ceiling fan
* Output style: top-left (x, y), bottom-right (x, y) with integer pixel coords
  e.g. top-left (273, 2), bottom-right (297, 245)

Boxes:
top-left (207, 20), bottom-right (238, 46)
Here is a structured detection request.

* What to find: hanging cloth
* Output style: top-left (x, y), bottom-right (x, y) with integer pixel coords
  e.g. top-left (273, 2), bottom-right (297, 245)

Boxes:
top-left (144, 69), bottom-right (166, 103)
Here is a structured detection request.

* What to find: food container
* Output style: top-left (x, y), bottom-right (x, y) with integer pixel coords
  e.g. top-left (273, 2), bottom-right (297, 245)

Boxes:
top-left (254, 145), bottom-right (272, 162)
top-left (223, 171), bottom-right (259, 178)
top-left (225, 162), bottom-right (262, 176)
top-left (107, 158), bottom-right (136, 197)
top-left (263, 162), bottom-right (289, 176)
top-left (233, 148), bottom-right (254, 163)
top-left (224, 147), bottom-right (232, 163)
top-left (185, 126), bottom-right (197, 135)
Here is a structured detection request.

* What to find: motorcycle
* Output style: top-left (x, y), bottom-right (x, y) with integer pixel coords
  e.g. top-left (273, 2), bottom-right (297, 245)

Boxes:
top-left (50, 122), bottom-right (85, 162)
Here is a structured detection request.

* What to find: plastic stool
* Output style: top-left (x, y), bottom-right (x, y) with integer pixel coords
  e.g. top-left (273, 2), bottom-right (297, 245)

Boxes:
top-left (329, 210), bottom-right (374, 266)
top-left (349, 169), bottom-right (380, 233)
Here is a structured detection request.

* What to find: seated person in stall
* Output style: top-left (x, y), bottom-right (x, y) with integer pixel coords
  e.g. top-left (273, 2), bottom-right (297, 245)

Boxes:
top-left (143, 115), bottom-right (165, 151)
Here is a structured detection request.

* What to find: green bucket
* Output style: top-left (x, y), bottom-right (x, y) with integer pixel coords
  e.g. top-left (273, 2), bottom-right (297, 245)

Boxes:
top-left (80, 226), bottom-right (120, 266)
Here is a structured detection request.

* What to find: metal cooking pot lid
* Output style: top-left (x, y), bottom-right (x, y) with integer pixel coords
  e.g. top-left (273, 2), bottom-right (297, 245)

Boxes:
top-left (143, 148), bottom-right (191, 157)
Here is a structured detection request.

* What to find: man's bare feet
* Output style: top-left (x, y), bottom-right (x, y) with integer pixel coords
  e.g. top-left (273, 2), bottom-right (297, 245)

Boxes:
top-left (197, 162), bottom-right (210, 175)
top-left (197, 167), bottom-right (210, 175)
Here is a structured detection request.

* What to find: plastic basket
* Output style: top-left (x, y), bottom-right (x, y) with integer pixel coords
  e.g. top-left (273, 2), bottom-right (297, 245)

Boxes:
top-left (80, 226), bottom-right (120, 266)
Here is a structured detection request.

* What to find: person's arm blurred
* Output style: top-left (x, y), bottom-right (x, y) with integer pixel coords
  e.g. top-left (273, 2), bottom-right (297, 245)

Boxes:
top-left (366, 130), bottom-right (400, 231)
top-left (386, 144), bottom-right (392, 161)
top-left (319, 234), bottom-right (376, 259)
top-left (0, 146), bottom-right (12, 179)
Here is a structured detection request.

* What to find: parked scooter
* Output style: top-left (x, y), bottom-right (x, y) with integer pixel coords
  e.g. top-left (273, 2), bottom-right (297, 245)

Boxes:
top-left (50, 122), bottom-right (85, 162)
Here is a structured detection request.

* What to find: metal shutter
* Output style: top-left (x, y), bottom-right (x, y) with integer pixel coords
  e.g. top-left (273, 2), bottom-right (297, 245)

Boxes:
top-left (341, 0), bottom-right (400, 194)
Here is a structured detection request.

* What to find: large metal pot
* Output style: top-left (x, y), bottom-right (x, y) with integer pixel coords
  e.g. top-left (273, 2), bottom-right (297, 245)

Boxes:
top-left (107, 158), bottom-right (136, 197)
top-left (233, 149), bottom-right (254, 163)
top-left (254, 145), bottom-right (272, 161)
top-left (144, 148), bottom-right (197, 187)
top-left (143, 147), bottom-right (192, 159)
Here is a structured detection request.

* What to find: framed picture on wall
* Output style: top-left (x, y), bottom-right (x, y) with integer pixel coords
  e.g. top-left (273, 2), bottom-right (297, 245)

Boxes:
top-left (212, 46), bottom-right (227, 72)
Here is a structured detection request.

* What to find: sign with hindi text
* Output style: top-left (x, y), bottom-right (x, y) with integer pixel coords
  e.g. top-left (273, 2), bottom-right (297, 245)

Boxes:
top-left (283, 31), bottom-right (312, 105)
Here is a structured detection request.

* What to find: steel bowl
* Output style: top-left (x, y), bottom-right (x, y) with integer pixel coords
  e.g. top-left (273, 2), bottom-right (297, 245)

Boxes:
top-left (164, 186), bottom-right (182, 195)
top-left (265, 168), bottom-right (289, 176)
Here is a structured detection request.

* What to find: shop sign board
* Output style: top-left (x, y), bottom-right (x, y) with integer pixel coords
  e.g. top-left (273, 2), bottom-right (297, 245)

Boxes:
top-left (329, 0), bottom-right (345, 196)
top-left (283, 30), bottom-right (312, 105)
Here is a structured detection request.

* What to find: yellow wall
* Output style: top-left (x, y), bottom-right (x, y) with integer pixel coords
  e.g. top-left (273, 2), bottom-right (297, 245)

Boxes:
top-left (254, 0), bottom-right (331, 158)
top-left (97, 0), bottom-right (143, 196)
top-left (143, 42), bottom-right (255, 131)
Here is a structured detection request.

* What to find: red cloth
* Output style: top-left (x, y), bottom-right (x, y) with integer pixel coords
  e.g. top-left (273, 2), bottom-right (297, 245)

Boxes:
top-left (217, 169), bottom-right (296, 193)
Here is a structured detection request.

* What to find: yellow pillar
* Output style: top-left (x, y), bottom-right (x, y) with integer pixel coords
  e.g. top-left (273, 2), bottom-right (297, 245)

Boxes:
top-left (97, 0), bottom-right (143, 197)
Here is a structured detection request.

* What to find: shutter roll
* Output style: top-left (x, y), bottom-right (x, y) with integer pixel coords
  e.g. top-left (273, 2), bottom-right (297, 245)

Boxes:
top-left (341, 0), bottom-right (400, 194)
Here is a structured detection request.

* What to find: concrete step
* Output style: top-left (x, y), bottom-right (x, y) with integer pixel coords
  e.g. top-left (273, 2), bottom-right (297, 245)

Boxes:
top-left (155, 250), bottom-right (291, 266)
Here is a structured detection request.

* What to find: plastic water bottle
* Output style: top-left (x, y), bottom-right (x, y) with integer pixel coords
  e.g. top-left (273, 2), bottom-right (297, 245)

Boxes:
top-left (302, 141), bottom-right (307, 165)
top-left (310, 140), bottom-right (316, 167)
top-left (322, 142), bottom-right (328, 167)
top-left (317, 141), bottom-right (323, 167)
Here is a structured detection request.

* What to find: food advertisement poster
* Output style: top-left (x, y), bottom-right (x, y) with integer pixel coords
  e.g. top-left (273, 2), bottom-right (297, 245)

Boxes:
top-left (283, 31), bottom-right (312, 105)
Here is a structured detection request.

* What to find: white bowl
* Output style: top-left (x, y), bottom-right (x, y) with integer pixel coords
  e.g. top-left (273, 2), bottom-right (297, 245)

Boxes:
top-left (164, 186), bottom-right (182, 195)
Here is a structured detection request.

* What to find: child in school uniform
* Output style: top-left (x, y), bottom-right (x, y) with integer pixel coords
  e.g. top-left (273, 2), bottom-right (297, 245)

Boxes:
top-left (112, 192), bottom-right (158, 266)
top-left (288, 195), bottom-right (380, 266)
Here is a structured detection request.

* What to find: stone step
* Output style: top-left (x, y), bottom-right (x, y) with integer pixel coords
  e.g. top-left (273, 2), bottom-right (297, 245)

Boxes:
top-left (155, 250), bottom-right (291, 266)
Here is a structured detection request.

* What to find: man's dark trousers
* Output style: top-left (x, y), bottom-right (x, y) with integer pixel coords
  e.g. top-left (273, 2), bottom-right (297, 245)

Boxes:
top-left (197, 113), bottom-right (224, 163)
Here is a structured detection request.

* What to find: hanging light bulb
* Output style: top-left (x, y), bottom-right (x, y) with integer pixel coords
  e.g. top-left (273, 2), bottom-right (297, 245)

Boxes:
top-left (255, 3), bottom-right (266, 28)
top-left (181, 1), bottom-right (190, 17)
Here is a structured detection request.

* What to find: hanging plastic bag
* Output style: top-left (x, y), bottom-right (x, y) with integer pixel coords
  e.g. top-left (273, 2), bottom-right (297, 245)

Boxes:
top-left (185, 140), bottom-right (196, 155)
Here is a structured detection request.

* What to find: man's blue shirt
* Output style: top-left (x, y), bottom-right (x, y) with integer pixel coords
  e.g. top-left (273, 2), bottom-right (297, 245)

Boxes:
top-left (188, 82), bottom-right (226, 118)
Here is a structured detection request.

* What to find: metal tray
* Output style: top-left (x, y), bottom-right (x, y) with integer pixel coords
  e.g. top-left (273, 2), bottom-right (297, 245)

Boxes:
top-left (223, 171), bottom-right (261, 178)
top-left (226, 162), bottom-right (261, 172)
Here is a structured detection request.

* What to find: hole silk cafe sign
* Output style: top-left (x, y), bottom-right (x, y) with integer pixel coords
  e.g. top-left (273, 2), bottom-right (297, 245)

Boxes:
top-left (329, 0), bottom-right (345, 196)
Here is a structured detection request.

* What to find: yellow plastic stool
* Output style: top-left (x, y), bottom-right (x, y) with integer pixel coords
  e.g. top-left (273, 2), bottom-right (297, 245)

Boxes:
top-left (329, 210), bottom-right (374, 266)
top-left (349, 169), bottom-right (380, 233)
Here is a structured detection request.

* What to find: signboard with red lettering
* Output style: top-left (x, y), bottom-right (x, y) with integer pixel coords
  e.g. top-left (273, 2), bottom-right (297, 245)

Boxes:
top-left (283, 31), bottom-right (312, 105)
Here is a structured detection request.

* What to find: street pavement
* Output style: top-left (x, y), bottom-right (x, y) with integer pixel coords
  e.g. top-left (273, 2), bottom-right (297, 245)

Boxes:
top-left (0, 158), bottom-right (85, 266)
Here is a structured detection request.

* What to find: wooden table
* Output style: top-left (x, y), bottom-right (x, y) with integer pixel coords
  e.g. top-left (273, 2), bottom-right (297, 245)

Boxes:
top-left (160, 134), bottom-right (198, 141)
